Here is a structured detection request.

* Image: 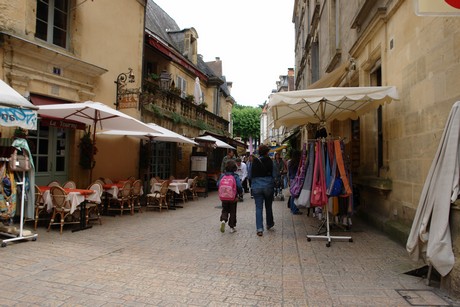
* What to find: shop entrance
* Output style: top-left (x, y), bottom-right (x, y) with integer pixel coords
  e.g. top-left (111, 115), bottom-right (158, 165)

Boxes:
top-left (28, 124), bottom-right (70, 185)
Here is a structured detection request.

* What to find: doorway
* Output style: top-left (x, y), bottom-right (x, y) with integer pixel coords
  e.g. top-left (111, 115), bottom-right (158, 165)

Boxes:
top-left (28, 124), bottom-right (70, 185)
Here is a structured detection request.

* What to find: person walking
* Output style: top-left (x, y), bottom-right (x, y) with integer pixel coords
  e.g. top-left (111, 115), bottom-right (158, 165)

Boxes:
top-left (250, 145), bottom-right (275, 236)
top-left (217, 160), bottom-right (243, 233)
top-left (235, 157), bottom-right (247, 201)
top-left (287, 149), bottom-right (303, 215)
top-left (220, 149), bottom-right (236, 173)
top-left (273, 152), bottom-right (287, 200)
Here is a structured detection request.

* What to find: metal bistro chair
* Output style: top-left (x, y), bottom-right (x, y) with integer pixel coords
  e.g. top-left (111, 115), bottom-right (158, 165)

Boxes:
top-left (86, 182), bottom-right (103, 225)
top-left (146, 180), bottom-right (170, 212)
top-left (47, 186), bottom-right (80, 234)
top-left (107, 181), bottom-right (132, 216)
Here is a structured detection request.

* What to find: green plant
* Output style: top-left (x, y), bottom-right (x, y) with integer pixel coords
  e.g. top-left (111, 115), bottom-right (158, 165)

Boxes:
top-left (169, 87), bottom-right (181, 95)
top-left (148, 73), bottom-right (160, 80)
top-left (200, 102), bottom-right (208, 109)
top-left (171, 112), bottom-right (184, 124)
top-left (185, 94), bottom-right (195, 102)
top-left (13, 127), bottom-right (27, 138)
top-left (78, 129), bottom-right (97, 170)
top-left (150, 104), bottom-right (164, 118)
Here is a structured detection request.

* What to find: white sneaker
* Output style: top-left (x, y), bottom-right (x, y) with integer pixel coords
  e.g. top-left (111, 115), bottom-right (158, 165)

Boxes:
top-left (230, 227), bottom-right (236, 233)
top-left (220, 221), bottom-right (225, 233)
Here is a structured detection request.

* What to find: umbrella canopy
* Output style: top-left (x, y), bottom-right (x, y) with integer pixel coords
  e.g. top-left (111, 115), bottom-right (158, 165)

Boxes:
top-left (38, 101), bottom-right (163, 182)
top-left (97, 123), bottom-right (198, 145)
top-left (0, 79), bottom-right (38, 130)
top-left (406, 101), bottom-right (460, 277)
top-left (268, 86), bottom-right (399, 128)
top-left (195, 135), bottom-right (235, 149)
top-left (193, 77), bottom-right (202, 105)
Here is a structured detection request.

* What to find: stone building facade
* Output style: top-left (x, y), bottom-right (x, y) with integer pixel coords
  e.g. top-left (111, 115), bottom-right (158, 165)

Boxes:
top-left (292, 0), bottom-right (460, 295)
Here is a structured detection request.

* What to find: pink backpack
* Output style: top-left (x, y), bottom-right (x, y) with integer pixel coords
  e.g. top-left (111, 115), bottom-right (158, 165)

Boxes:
top-left (218, 174), bottom-right (237, 201)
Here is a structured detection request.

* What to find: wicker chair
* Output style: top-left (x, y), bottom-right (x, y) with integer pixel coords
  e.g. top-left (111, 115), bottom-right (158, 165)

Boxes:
top-left (130, 179), bottom-right (143, 213)
top-left (33, 185), bottom-right (48, 230)
top-left (47, 180), bottom-right (61, 187)
top-left (187, 176), bottom-right (199, 201)
top-left (107, 181), bottom-right (132, 215)
top-left (85, 182), bottom-right (103, 225)
top-left (47, 186), bottom-right (79, 234)
top-left (146, 180), bottom-right (170, 212)
top-left (62, 180), bottom-right (76, 189)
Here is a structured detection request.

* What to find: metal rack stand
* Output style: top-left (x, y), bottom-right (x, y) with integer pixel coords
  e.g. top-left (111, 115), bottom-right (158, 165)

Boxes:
top-left (0, 157), bottom-right (37, 247)
top-left (306, 203), bottom-right (353, 247)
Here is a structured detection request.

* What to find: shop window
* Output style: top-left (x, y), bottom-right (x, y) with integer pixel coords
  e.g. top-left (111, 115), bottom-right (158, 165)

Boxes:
top-left (35, 0), bottom-right (70, 49)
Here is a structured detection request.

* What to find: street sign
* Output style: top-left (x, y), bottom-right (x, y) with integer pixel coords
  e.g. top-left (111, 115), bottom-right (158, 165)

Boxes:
top-left (414, 0), bottom-right (460, 16)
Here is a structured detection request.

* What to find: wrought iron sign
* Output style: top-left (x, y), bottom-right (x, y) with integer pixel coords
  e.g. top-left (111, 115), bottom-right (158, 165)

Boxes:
top-left (115, 68), bottom-right (140, 110)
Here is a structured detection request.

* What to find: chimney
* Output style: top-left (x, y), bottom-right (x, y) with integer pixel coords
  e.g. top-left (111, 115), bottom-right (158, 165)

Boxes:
top-left (287, 68), bottom-right (295, 91)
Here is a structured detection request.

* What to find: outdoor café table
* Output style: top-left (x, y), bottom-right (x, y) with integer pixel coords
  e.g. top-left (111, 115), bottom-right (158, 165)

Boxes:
top-left (102, 183), bottom-right (123, 214)
top-left (152, 182), bottom-right (188, 208)
top-left (38, 186), bottom-right (99, 232)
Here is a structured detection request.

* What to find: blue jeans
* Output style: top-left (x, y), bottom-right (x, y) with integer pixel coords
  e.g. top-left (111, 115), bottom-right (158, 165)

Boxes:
top-left (252, 187), bottom-right (274, 232)
top-left (289, 195), bottom-right (300, 214)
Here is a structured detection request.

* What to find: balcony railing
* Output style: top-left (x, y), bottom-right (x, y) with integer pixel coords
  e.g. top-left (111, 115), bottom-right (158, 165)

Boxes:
top-left (139, 79), bottom-right (229, 135)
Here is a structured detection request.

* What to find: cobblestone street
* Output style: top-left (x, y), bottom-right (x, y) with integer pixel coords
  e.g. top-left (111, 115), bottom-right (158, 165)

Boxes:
top-left (0, 191), bottom-right (458, 306)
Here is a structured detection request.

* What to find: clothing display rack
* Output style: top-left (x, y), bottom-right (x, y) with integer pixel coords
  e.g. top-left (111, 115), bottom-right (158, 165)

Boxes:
top-left (0, 157), bottom-right (37, 247)
top-left (304, 138), bottom-right (353, 247)
top-left (306, 201), bottom-right (353, 247)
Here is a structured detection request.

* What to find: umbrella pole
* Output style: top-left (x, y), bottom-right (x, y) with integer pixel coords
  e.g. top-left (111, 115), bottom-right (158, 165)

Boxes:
top-left (89, 125), bottom-right (96, 184)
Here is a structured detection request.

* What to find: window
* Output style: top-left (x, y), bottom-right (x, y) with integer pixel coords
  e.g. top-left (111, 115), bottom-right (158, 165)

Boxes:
top-left (176, 76), bottom-right (187, 98)
top-left (36, 0), bottom-right (70, 49)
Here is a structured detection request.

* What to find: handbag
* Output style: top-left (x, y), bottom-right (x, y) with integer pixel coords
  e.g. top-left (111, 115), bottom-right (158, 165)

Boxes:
top-left (289, 143), bottom-right (307, 198)
top-left (9, 149), bottom-right (30, 172)
top-left (310, 141), bottom-right (328, 207)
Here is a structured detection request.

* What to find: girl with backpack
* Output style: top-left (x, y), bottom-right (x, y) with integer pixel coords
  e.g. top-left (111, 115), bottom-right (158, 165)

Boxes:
top-left (217, 159), bottom-right (243, 233)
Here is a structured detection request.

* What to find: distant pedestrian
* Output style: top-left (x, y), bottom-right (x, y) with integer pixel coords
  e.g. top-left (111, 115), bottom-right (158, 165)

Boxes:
top-left (235, 157), bottom-right (247, 201)
top-left (217, 160), bottom-right (243, 233)
top-left (251, 145), bottom-right (275, 236)
top-left (220, 149), bottom-right (236, 173)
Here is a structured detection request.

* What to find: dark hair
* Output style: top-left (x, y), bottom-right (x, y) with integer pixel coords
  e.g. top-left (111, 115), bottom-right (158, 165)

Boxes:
top-left (225, 159), bottom-right (237, 172)
top-left (235, 157), bottom-right (242, 163)
top-left (258, 145), bottom-right (270, 156)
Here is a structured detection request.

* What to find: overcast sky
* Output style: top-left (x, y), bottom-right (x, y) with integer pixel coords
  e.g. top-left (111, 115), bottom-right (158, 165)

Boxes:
top-left (152, 0), bottom-right (295, 107)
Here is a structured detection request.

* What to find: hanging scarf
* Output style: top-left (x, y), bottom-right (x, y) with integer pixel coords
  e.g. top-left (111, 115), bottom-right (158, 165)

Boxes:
top-left (310, 141), bottom-right (328, 207)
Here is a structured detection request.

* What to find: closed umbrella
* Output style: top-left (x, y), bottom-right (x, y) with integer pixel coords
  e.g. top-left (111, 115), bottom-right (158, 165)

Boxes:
top-left (193, 77), bottom-right (202, 105)
top-left (406, 101), bottom-right (460, 276)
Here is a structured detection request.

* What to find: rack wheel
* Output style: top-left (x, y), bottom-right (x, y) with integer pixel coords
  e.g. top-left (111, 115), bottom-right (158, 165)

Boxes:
top-left (326, 242), bottom-right (331, 247)
top-left (349, 238), bottom-right (353, 242)
top-left (1, 242), bottom-right (6, 247)
top-left (307, 237), bottom-right (311, 242)
top-left (32, 237), bottom-right (37, 241)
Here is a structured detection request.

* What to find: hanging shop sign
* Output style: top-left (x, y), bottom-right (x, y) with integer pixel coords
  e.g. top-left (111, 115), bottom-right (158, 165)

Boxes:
top-left (118, 88), bottom-right (140, 110)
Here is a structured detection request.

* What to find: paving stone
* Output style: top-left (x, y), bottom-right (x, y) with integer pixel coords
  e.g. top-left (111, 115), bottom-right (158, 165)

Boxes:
top-left (0, 191), bottom-right (458, 306)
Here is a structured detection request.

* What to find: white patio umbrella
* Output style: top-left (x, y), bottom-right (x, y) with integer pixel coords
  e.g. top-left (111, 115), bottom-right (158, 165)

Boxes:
top-left (268, 86), bottom-right (399, 128)
top-left (0, 79), bottom-right (38, 130)
top-left (406, 101), bottom-right (460, 277)
top-left (37, 101), bottom-right (163, 182)
top-left (98, 123), bottom-right (198, 145)
top-left (193, 77), bottom-right (202, 105)
top-left (195, 135), bottom-right (235, 149)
